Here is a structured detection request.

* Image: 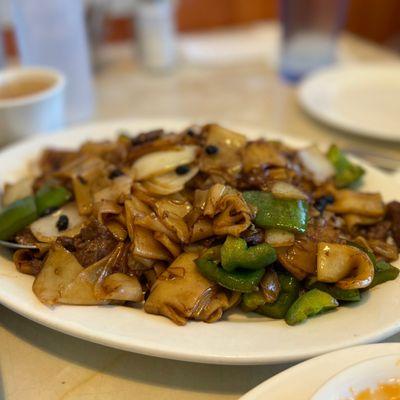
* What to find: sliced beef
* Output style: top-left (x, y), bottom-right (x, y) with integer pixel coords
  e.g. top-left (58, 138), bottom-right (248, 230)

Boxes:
top-left (57, 219), bottom-right (117, 267)
top-left (39, 149), bottom-right (79, 175)
top-left (240, 225), bottom-right (264, 246)
top-left (13, 228), bottom-right (37, 245)
top-left (130, 129), bottom-right (164, 146)
top-left (387, 201), bottom-right (400, 247)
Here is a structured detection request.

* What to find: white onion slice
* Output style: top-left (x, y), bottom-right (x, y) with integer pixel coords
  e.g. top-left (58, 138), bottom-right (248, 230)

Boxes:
top-left (30, 203), bottom-right (86, 243)
top-left (265, 229), bottom-right (295, 247)
top-left (144, 167), bottom-right (199, 195)
top-left (298, 146), bottom-right (335, 184)
top-left (317, 242), bottom-right (374, 289)
top-left (132, 145), bottom-right (198, 181)
top-left (271, 181), bottom-right (308, 201)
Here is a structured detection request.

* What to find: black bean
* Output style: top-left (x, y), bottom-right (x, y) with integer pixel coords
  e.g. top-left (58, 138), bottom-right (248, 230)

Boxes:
top-left (175, 165), bottom-right (190, 175)
top-left (56, 215), bottom-right (69, 231)
top-left (108, 169), bottom-right (124, 179)
top-left (205, 145), bottom-right (219, 155)
top-left (314, 195), bottom-right (335, 213)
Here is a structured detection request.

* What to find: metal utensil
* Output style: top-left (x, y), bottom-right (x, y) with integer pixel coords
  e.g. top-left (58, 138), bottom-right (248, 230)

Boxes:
top-left (0, 240), bottom-right (37, 250)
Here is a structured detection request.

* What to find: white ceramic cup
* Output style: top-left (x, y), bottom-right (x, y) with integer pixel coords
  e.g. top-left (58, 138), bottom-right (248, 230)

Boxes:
top-left (0, 66), bottom-right (66, 145)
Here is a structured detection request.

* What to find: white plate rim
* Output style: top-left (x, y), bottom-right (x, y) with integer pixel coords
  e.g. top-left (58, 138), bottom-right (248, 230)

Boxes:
top-left (298, 63), bottom-right (400, 142)
top-left (0, 117), bottom-right (399, 366)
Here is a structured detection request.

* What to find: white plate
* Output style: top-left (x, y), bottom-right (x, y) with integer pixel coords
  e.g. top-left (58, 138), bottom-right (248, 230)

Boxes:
top-left (241, 343), bottom-right (400, 399)
top-left (0, 118), bottom-right (400, 365)
top-left (298, 64), bottom-right (400, 141)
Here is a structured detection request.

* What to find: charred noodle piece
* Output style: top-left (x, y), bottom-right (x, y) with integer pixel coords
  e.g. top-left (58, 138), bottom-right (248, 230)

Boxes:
top-left (241, 141), bottom-right (287, 173)
top-left (327, 145), bottom-right (365, 188)
top-left (72, 175), bottom-right (93, 215)
top-left (327, 189), bottom-right (384, 218)
top-left (220, 236), bottom-right (276, 271)
top-left (145, 253), bottom-right (234, 325)
top-left (368, 239), bottom-right (398, 261)
top-left (33, 244), bottom-right (84, 305)
top-left (204, 184), bottom-right (252, 236)
top-left (199, 124), bottom-right (247, 181)
top-left (59, 244), bottom-right (143, 305)
top-left (285, 289), bottom-right (338, 326)
top-left (277, 220), bottom-right (341, 280)
top-left (277, 238), bottom-right (316, 280)
top-left (243, 191), bottom-right (308, 233)
top-left (344, 214), bottom-right (383, 234)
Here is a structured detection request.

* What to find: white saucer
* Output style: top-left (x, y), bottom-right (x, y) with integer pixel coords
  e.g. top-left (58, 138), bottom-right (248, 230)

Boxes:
top-left (298, 63), bottom-right (400, 141)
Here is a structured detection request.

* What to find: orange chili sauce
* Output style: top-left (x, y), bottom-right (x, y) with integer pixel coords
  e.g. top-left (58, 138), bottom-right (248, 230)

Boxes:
top-left (352, 379), bottom-right (400, 400)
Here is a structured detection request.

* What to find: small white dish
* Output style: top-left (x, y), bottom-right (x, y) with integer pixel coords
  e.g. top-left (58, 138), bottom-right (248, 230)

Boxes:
top-left (298, 63), bottom-right (400, 142)
top-left (241, 343), bottom-right (400, 399)
top-left (0, 66), bottom-right (65, 145)
top-left (312, 354), bottom-right (400, 400)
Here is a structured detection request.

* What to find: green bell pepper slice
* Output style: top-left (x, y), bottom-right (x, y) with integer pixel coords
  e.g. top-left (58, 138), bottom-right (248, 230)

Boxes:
top-left (256, 273), bottom-right (300, 319)
top-left (348, 241), bottom-right (377, 265)
top-left (0, 196), bottom-right (38, 240)
top-left (0, 184), bottom-right (72, 240)
top-left (285, 289), bottom-right (338, 326)
top-left (327, 145), bottom-right (365, 188)
top-left (35, 185), bottom-right (72, 216)
top-left (196, 257), bottom-right (265, 293)
top-left (305, 278), bottom-right (360, 302)
top-left (221, 236), bottom-right (276, 272)
top-left (241, 291), bottom-right (266, 312)
top-left (243, 191), bottom-right (308, 233)
top-left (369, 260), bottom-right (399, 289)
top-left (348, 242), bottom-right (399, 289)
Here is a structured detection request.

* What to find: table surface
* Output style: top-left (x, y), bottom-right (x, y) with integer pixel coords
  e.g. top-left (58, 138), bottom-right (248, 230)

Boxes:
top-left (1, 30), bottom-right (400, 400)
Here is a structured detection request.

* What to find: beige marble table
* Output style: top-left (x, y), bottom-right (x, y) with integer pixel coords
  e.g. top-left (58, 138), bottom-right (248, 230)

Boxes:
top-left (0, 32), bottom-right (399, 400)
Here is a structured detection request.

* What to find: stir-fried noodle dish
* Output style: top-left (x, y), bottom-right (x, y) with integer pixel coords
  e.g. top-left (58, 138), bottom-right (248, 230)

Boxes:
top-left (1, 124), bottom-right (399, 326)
